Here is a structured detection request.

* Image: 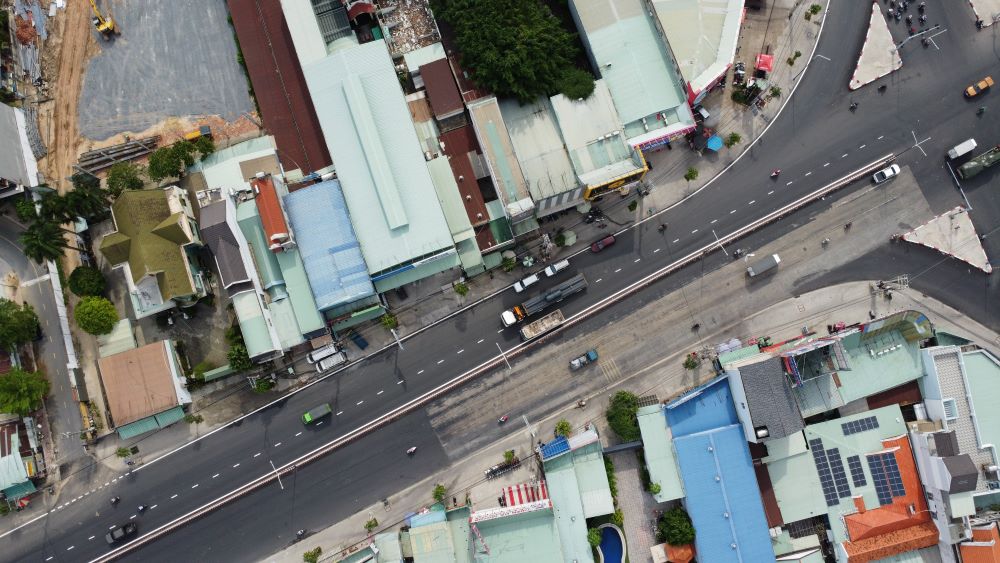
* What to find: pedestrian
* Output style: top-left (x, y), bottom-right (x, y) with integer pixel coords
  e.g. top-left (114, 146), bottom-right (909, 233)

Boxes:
top-left (906, 14), bottom-right (912, 23)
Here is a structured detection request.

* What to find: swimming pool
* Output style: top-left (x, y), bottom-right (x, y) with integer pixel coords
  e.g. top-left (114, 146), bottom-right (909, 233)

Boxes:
top-left (597, 523), bottom-right (626, 563)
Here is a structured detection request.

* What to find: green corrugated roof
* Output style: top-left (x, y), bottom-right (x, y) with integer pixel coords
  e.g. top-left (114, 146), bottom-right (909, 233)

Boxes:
top-left (2, 480), bottom-right (35, 500)
top-left (636, 404), bottom-right (684, 501)
top-left (232, 291), bottom-right (278, 361)
top-left (474, 510), bottom-right (565, 563)
top-left (100, 189), bottom-right (197, 301)
top-left (116, 416), bottom-right (161, 439)
top-left (235, 200), bottom-right (284, 290)
top-left (275, 250), bottom-right (326, 337)
top-left (427, 159), bottom-right (475, 241)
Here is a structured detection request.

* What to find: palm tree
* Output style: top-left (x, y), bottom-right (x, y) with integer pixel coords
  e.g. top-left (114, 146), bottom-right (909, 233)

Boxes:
top-left (66, 184), bottom-right (111, 222)
top-left (20, 220), bottom-right (83, 264)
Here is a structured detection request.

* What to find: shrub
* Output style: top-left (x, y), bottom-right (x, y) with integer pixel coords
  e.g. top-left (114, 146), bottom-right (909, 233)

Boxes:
top-left (554, 419), bottom-right (572, 437)
top-left (433, 484), bottom-right (447, 503)
top-left (554, 233), bottom-right (567, 247)
top-left (649, 482), bottom-right (662, 495)
top-left (504, 449), bottom-right (516, 463)
top-left (68, 266), bottom-right (106, 297)
top-left (191, 361), bottom-right (214, 381)
top-left (0, 299), bottom-right (40, 348)
top-left (809, 3), bottom-right (822, 14)
top-left (804, 11), bottom-right (811, 20)
top-left (115, 447), bottom-right (131, 458)
top-left (684, 167), bottom-right (698, 182)
top-left (228, 343), bottom-right (253, 372)
top-left (501, 256), bottom-right (517, 272)
top-left (606, 390), bottom-right (640, 442)
top-left (105, 162), bottom-right (145, 197)
top-left (74, 296), bottom-right (119, 335)
top-left (303, 547), bottom-right (322, 563)
top-left (587, 528), bottom-right (601, 547)
top-left (364, 517), bottom-right (378, 532)
top-left (454, 282), bottom-right (469, 296)
top-left (14, 199), bottom-right (36, 222)
top-left (683, 352), bottom-right (700, 370)
top-left (658, 507), bottom-right (695, 545)
top-left (380, 313), bottom-right (399, 330)
top-left (724, 132), bottom-right (741, 148)
top-left (604, 456), bottom-right (618, 499)
top-left (183, 413), bottom-right (204, 424)
top-left (0, 368), bottom-right (49, 416)
top-left (627, 200), bottom-right (638, 212)
top-left (558, 67), bottom-right (596, 100)
top-left (251, 377), bottom-right (273, 393)
top-left (612, 508), bottom-right (624, 527)
top-left (770, 86), bottom-right (782, 98)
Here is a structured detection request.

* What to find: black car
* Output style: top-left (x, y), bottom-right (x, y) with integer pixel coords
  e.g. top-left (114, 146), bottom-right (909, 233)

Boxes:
top-left (105, 522), bottom-right (138, 545)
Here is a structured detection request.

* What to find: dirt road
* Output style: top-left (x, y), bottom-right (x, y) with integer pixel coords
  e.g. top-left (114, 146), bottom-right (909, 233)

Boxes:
top-left (38, 0), bottom-right (95, 194)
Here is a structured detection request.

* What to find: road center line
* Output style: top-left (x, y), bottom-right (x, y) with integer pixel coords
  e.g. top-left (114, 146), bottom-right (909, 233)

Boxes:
top-left (823, 162), bottom-right (830, 167)
top-left (67, 546), bottom-right (74, 551)
top-left (88, 536), bottom-right (95, 540)
top-left (653, 248), bottom-right (660, 253)
top-left (859, 144), bottom-right (866, 149)
top-left (457, 349), bottom-right (464, 354)
top-left (748, 200), bottom-right (756, 205)
top-left (191, 484), bottom-right (199, 489)
top-left (437, 359), bottom-right (445, 365)
top-left (336, 411), bottom-right (343, 416)
top-left (877, 135), bottom-right (884, 140)
top-left (710, 219), bottom-right (717, 224)
top-left (842, 153), bottom-right (848, 158)
top-left (150, 504), bottom-right (157, 510)
top-left (691, 229), bottom-right (698, 234)
top-left (356, 400), bottom-right (364, 406)
top-left (295, 432), bottom-right (302, 437)
top-left (129, 514), bottom-right (137, 520)
top-left (212, 474), bottom-right (220, 479)
top-left (786, 181), bottom-right (793, 185)
top-left (595, 278), bottom-right (602, 283)
top-left (253, 453), bottom-right (261, 458)
top-left (417, 369), bottom-right (425, 375)
top-left (274, 442), bottom-right (282, 447)
top-left (804, 172), bottom-right (812, 177)
top-left (46, 557), bottom-right (54, 561)
top-left (232, 464), bottom-right (240, 468)
top-left (397, 380), bottom-right (404, 384)
top-left (614, 268), bottom-right (622, 273)
top-left (768, 190), bottom-right (774, 195)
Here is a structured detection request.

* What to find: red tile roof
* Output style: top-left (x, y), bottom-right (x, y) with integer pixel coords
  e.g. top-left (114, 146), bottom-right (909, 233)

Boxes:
top-left (842, 436), bottom-right (937, 562)
top-left (227, 0), bottom-right (332, 175)
top-left (962, 523), bottom-right (1000, 563)
top-left (251, 175), bottom-right (291, 252)
top-left (440, 126), bottom-right (488, 228)
top-left (421, 58), bottom-right (464, 119)
top-left (753, 460), bottom-right (784, 527)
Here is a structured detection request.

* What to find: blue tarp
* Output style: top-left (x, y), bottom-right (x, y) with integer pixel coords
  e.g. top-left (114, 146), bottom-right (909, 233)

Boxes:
top-left (283, 181), bottom-right (375, 312)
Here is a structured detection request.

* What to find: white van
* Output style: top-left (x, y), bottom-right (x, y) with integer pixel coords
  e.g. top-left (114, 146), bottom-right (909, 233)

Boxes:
top-left (948, 138), bottom-right (977, 160)
top-left (544, 259), bottom-right (570, 277)
top-left (307, 344), bottom-right (340, 364)
top-left (514, 273), bottom-right (540, 293)
top-left (316, 350), bottom-right (347, 372)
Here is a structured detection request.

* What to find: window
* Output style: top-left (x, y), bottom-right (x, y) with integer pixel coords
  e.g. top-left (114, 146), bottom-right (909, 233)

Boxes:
top-left (942, 398), bottom-right (958, 421)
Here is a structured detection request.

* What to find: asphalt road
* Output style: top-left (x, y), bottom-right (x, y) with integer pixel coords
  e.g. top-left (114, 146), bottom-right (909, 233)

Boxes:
top-left (0, 216), bottom-right (84, 472)
top-left (7, 1), bottom-right (1000, 560)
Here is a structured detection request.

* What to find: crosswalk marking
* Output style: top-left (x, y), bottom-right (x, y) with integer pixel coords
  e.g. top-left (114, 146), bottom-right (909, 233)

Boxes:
top-left (601, 358), bottom-right (623, 384)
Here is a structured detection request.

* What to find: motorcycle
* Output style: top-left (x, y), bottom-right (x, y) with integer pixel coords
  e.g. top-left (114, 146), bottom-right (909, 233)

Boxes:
top-left (770, 169), bottom-right (781, 178)
top-left (498, 415), bottom-right (509, 424)
top-left (406, 447), bottom-right (417, 455)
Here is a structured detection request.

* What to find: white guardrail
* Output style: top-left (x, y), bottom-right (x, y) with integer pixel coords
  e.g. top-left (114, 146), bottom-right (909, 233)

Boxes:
top-left (94, 154), bottom-right (895, 561)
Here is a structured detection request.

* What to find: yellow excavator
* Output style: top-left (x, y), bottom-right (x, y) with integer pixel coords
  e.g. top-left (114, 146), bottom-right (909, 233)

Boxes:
top-left (89, 0), bottom-right (119, 40)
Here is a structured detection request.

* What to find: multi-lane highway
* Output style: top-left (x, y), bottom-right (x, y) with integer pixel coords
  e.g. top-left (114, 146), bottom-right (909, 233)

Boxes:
top-left (5, 1), bottom-right (1000, 560)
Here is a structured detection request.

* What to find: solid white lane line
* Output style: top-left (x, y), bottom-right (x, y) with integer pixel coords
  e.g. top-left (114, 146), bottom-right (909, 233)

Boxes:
top-left (653, 248), bottom-right (660, 253)
top-left (417, 369), bottom-right (425, 374)
top-left (614, 268), bottom-right (622, 273)
top-left (377, 390), bottom-right (384, 395)
top-left (457, 349), bottom-right (464, 354)
top-left (477, 339), bottom-right (484, 344)
top-left (437, 359), bottom-right (444, 365)
top-left (253, 452), bottom-right (261, 458)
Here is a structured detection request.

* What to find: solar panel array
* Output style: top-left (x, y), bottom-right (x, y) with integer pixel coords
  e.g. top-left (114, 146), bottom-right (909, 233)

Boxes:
top-left (867, 452), bottom-right (906, 506)
top-left (847, 455), bottom-right (867, 487)
top-left (810, 438), bottom-right (841, 506)
top-left (841, 416), bottom-right (880, 436)
top-left (826, 448), bottom-right (852, 498)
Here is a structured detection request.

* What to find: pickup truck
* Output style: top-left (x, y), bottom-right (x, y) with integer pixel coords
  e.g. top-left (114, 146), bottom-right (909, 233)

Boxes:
top-left (501, 273), bottom-right (587, 327)
top-left (570, 349), bottom-right (598, 370)
top-left (519, 310), bottom-right (565, 341)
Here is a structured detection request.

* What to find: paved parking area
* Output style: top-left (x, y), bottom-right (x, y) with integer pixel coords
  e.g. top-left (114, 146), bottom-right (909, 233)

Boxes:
top-left (78, 0), bottom-right (253, 140)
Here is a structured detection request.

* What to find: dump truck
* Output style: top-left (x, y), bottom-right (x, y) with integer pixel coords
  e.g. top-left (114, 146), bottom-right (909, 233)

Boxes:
top-left (958, 145), bottom-right (1000, 179)
top-left (500, 273), bottom-right (587, 327)
top-left (746, 253), bottom-right (781, 278)
top-left (519, 310), bottom-right (565, 341)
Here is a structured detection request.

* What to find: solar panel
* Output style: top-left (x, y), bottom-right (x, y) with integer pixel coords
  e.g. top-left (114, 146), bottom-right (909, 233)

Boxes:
top-left (826, 448), bottom-right (852, 498)
top-left (841, 416), bottom-right (880, 436)
top-left (810, 438), bottom-right (840, 506)
top-left (867, 452), bottom-right (906, 505)
top-left (847, 455), bottom-right (867, 487)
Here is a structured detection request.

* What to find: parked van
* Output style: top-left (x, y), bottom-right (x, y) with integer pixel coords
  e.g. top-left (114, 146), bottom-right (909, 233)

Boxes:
top-left (514, 273), bottom-right (540, 293)
top-left (307, 344), bottom-right (340, 364)
top-left (316, 350), bottom-right (348, 372)
top-left (544, 259), bottom-right (570, 277)
top-left (746, 253), bottom-right (781, 278)
top-left (948, 138), bottom-right (977, 160)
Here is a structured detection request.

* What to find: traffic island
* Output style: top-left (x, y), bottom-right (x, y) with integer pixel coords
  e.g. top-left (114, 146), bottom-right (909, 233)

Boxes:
top-left (898, 206), bottom-right (992, 273)
top-left (849, 1), bottom-right (902, 90)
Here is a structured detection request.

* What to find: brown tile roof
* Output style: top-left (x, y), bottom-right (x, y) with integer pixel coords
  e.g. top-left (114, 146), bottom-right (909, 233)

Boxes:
top-left (962, 523), bottom-right (1000, 563)
top-left (754, 460), bottom-right (784, 527)
top-left (421, 58), bottom-right (463, 119)
top-left (250, 175), bottom-right (290, 252)
top-left (98, 341), bottom-right (180, 427)
top-left (226, 0), bottom-right (332, 175)
top-left (866, 381), bottom-right (923, 409)
top-left (440, 126), bottom-right (489, 228)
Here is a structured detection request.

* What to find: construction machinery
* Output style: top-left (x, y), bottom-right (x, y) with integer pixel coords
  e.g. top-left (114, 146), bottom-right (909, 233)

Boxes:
top-left (89, 0), bottom-right (119, 40)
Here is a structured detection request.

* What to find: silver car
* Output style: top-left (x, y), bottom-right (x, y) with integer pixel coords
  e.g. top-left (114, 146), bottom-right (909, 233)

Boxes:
top-left (873, 164), bottom-right (900, 184)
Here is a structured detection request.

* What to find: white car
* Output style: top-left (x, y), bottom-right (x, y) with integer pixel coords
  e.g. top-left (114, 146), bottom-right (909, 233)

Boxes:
top-left (543, 259), bottom-right (570, 277)
top-left (873, 164), bottom-right (900, 184)
top-left (513, 274), bottom-right (540, 293)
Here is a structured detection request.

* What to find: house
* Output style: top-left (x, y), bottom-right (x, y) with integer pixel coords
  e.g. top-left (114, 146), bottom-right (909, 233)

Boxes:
top-left (0, 103), bottom-right (41, 200)
top-left (97, 340), bottom-right (192, 439)
top-left (98, 187), bottom-right (208, 319)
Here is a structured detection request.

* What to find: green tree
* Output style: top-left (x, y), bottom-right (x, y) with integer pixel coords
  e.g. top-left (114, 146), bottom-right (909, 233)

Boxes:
top-left (148, 141), bottom-right (198, 182)
top-left (724, 132), bottom-right (742, 148)
top-left (364, 517), bottom-right (379, 532)
top-left (606, 390), bottom-right (640, 442)
top-left (454, 282), bottom-right (469, 296)
top-left (68, 266), bottom-right (106, 297)
top-left (115, 447), bottom-right (131, 458)
top-left (74, 296), bottom-right (119, 335)
top-left (554, 418), bottom-right (572, 437)
top-left (70, 172), bottom-right (100, 192)
top-left (380, 313), bottom-right (399, 330)
top-left (66, 182), bottom-right (111, 222)
top-left (432, 483), bottom-right (448, 503)
top-left (0, 367), bottom-right (49, 416)
top-left (184, 413), bottom-right (204, 424)
top-left (0, 299), bottom-right (40, 349)
top-left (587, 527), bottom-right (601, 548)
top-left (501, 256), bottom-right (517, 272)
top-left (105, 162), bottom-right (145, 197)
top-left (683, 352), bottom-right (700, 370)
top-left (228, 343), bottom-right (253, 371)
top-left (20, 219), bottom-right (81, 264)
top-left (649, 482), bottom-right (662, 495)
top-left (658, 507), bottom-right (695, 545)
top-left (192, 136), bottom-right (216, 159)
top-left (434, 0), bottom-right (580, 103)
top-left (503, 449), bottom-right (516, 463)
top-left (558, 68), bottom-right (596, 100)
top-left (684, 167), bottom-right (699, 182)
top-left (302, 547), bottom-right (322, 563)
top-left (38, 194), bottom-right (73, 223)
top-left (14, 199), bottom-right (37, 223)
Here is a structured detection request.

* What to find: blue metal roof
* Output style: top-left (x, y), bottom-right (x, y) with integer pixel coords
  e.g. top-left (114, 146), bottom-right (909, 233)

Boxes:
top-left (665, 375), bottom-right (739, 437)
top-left (540, 436), bottom-right (571, 460)
top-left (675, 426), bottom-right (774, 563)
top-left (283, 180), bottom-right (375, 312)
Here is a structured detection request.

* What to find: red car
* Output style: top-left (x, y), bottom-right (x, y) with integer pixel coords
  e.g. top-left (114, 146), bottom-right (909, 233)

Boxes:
top-left (591, 235), bottom-right (616, 253)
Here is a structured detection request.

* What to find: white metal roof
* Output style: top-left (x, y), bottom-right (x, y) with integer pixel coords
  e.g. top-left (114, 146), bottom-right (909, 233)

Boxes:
top-left (303, 39), bottom-right (455, 275)
top-left (498, 97), bottom-right (579, 201)
top-left (651, 0), bottom-right (744, 95)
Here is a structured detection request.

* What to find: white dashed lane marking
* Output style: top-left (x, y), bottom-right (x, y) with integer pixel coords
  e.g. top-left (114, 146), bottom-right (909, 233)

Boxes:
top-left (710, 219), bottom-right (717, 224)
top-left (823, 162), bottom-right (830, 167)
top-left (477, 339), bottom-right (484, 344)
top-left (877, 135), bottom-right (884, 140)
top-left (842, 153), bottom-right (848, 158)
top-left (860, 144), bottom-right (867, 149)
top-left (672, 239), bottom-right (680, 243)
top-left (336, 411), bottom-right (344, 416)
top-left (150, 504), bottom-right (158, 509)
top-left (768, 190), bottom-right (774, 195)
top-left (748, 200), bottom-right (756, 205)
top-left (437, 359), bottom-right (444, 365)
top-left (786, 181), bottom-right (793, 186)
top-left (804, 172), bottom-right (812, 177)
top-left (274, 442), bottom-right (282, 447)
top-left (376, 390), bottom-right (384, 395)
top-left (66, 547), bottom-right (74, 551)
top-left (417, 369), bottom-right (424, 375)
top-left (691, 229), bottom-right (698, 234)
top-left (633, 258), bottom-right (640, 263)
top-left (356, 400), bottom-right (364, 406)
top-left (595, 278), bottom-right (603, 283)
top-left (88, 536), bottom-right (95, 541)
top-left (171, 494), bottom-right (179, 499)
top-left (614, 268), bottom-right (622, 273)
top-left (653, 248), bottom-right (660, 254)
top-left (295, 432), bottom-right (302, 437)
top-left (233, 463), bottom-right (240, 468)
top-left (253, 453), bottom-right (261, 458)
top-left (212, 473), bottom-right (220, 479)
top-left (456, 349), bottom-right (464, 354)
top-left (191, 484), bottom-right (199, 489)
